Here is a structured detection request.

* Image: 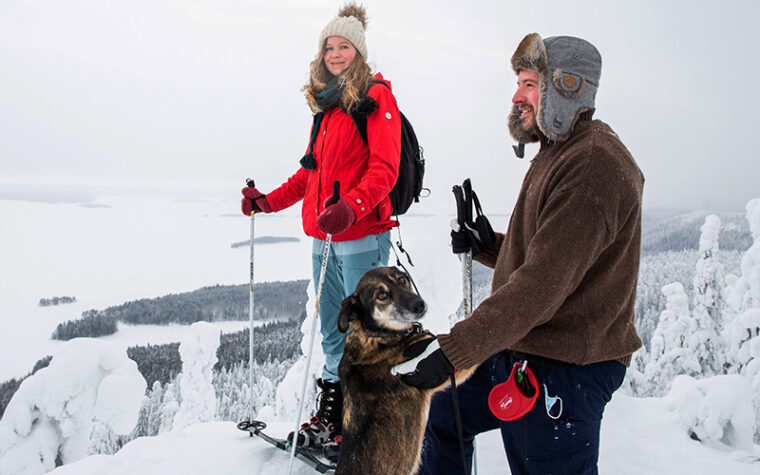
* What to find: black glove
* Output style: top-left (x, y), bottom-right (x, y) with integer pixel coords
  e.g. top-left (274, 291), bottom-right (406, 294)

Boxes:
top-left (391, 337), bottom-right (455, 389)
top-left (450, 219), bottom-right (494, 257)
top-left (450, 180), bottom-right (495, 257)
top-left (451, 226), bottom-right (478, 255)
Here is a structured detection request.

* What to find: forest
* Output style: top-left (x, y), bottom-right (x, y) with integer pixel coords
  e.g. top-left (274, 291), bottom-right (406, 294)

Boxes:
top-left (641, 210), bottom-right (751, 255)
top-left (50, 280), bottom-right (309, 340)
top-left (38, 296), bottom-right (76, 306)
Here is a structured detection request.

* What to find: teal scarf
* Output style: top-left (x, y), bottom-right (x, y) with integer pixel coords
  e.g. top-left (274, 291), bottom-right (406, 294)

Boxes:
top-left (316, 75), bottom-right (343, 110)
top-left (300, 76), bottom-right (344, 170)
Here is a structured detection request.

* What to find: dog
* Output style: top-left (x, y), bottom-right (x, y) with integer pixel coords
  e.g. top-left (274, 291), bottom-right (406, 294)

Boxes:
top-left (335, 266), bottom-right (475, 475)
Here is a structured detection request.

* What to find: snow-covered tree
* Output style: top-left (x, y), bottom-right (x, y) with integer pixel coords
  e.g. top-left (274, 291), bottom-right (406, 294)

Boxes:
top-left (87, 420), bottom-right (122, 456)
top-left (720, 198), bottom-right (760, 441)
top-left (173, 322), bottom-right (221, 429)
top-left (646, 282), bottom-right (700, 395)
top-left (213, 361), bottom-right (282, 423)
top-left (635, 250), bottom-right (699, 349)
top-left (0, 339), bottom-right (146, 474)
top-left (688, 215), bottom-right (726, 375)
top-left (723, 199), bottom-right (760, 370)
top-left (664, 374), bottom-right (755, 451)
top-left (724, 199), bottom-right (760, 316)
top-left (621, 346), bottom-right (649, 396)
top-left (130, 380), bottom-right (168, 439)
top-left (158, 380), bottom-right (180, 433)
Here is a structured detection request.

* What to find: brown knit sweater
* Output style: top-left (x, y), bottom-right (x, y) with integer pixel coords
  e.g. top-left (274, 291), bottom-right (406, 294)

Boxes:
top-left (439, 116), bottom-right (644, 369)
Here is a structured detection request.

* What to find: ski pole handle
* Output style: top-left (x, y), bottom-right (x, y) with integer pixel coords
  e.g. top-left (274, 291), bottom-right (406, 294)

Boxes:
top-left (244, 178), bottom-right (257, 217)
top-left (328, 181), bottom-right (340, 206)
top-left (452, 185), bottom-right (466, 227)
top-left (461, 178), bottom-right (474, 223)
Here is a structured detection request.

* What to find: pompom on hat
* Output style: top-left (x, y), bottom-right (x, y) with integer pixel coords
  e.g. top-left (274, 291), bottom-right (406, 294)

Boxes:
top-left (319, 3), bottom-right (368, 59)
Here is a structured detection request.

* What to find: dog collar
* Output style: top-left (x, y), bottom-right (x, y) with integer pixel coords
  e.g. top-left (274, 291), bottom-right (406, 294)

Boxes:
top-left (365, 322), bottom-right (423, 340)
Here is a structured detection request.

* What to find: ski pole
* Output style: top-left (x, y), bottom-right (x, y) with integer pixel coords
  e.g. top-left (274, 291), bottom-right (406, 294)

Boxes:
top-left (452, 180), bottom-right (477, 475)
top-left (461, 179), bottom-right (478, 475)
top-left (452, 182), bottom-right (474, 319)
top-left (460, 179), bottom-right (474, 320)
top-left (288, 181), bottom-right (340, 475)
top-left (246, 178), bottom-right (256, 424)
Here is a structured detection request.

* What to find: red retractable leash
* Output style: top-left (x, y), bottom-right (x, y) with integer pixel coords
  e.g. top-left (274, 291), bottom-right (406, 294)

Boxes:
top-left (488, 361), bottom-right (540, 421)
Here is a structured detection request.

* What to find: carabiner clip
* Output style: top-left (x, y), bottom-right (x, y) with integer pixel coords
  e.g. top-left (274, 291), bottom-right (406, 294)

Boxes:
top-left (516, 361), bottom-right (535, 397)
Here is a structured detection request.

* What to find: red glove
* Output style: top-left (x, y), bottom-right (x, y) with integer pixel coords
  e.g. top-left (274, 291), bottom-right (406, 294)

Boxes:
top-left (316, 197), bottom-right (356, 234)
top-left (241, 187), bottom-right (273, 215)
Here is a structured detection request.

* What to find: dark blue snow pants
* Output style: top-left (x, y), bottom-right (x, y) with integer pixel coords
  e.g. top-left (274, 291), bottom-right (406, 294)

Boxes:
top-left (417, 351), bottom-right (625, 475)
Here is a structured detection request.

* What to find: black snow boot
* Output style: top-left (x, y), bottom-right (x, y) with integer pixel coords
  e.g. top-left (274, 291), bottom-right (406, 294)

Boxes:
top-left (289, 378), bottom-right (343, 450)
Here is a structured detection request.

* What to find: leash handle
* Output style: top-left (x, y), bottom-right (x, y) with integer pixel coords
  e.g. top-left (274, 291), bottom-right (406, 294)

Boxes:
top-left (450, 374), bottom-right (469, 475)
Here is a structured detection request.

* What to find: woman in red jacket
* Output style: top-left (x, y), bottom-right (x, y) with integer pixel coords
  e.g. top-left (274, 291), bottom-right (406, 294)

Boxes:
top-left (240, 4), bottom-right (401, 448)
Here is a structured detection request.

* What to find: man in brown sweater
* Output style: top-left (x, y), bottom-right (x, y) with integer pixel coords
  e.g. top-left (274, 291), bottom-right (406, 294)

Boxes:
top-left (394, 33), bottom-right (644, 474)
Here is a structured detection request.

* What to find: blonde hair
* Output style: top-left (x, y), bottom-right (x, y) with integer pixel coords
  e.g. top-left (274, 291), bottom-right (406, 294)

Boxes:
top-left (303, 41), bottom-right (373, 114)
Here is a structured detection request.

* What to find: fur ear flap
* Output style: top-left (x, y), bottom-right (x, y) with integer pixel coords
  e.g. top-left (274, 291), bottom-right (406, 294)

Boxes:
top-left (511, 32), bottom-right (547, 74)
top-left (338, 295), bottom-right (361, 333)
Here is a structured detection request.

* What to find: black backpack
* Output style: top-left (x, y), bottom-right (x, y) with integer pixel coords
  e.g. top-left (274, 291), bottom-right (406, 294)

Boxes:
top-left (350, 80), bottom-right (426, 216)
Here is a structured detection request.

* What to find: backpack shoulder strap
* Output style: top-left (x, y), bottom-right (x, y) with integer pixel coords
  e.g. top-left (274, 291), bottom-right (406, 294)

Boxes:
top-left (370, 79), bottom-right (390, 90)
top-left (349, 80), bottom-right (389, 144)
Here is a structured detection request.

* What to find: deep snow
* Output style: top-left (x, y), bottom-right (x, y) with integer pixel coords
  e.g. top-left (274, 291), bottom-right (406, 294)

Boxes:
top-left (47, 393), bottom-right (760, 475)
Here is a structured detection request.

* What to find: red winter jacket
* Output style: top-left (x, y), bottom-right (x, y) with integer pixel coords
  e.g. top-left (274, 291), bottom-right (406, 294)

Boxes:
top-left (266, 73), bottom-right (402, 242)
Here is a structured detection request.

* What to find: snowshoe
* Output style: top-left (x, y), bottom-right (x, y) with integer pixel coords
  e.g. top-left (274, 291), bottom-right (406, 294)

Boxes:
top-left (323, 436), bottom-right (341, 463)
top-left (237, 420), bottom-right (336, 474)
top-left (288, 378), bottom-right (343, 449)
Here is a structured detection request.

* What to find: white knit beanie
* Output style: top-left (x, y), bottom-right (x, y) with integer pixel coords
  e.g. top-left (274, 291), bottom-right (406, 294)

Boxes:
top-left (318, 4), bottom-right (368, 59)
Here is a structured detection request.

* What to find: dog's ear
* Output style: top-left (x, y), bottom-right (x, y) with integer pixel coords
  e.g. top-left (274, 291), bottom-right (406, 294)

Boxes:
top-left (338, 295), bottom-right (362, 333)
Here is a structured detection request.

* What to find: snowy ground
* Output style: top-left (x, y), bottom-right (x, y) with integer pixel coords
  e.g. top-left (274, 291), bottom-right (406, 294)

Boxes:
top-left (49, 393), bottom-right (760, 475)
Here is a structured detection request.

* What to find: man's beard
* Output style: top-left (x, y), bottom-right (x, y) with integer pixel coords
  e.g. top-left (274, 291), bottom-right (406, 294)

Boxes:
top-left (508, 103), bottom-right (540, 144)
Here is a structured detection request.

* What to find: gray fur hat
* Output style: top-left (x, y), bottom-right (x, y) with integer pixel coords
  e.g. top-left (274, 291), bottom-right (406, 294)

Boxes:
top-left (319, 4), bottom-right (368, 59)
top-left (511, 33), bottom-right (601, 142)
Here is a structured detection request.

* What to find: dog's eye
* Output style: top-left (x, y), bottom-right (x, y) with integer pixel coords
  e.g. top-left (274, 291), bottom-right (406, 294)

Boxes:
top-left (377, 291), bottom-right (388, 301)
top-left (398, 275), bottom-right (408, 285)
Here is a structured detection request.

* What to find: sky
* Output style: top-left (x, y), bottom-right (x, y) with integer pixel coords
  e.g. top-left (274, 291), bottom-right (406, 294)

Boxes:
top-left (1, 0), bottom-right (758, 213)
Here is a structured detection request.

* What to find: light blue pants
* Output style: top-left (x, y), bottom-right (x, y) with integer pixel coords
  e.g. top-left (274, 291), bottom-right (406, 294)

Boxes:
top-left (311, 232), bottom-right (391, 383)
